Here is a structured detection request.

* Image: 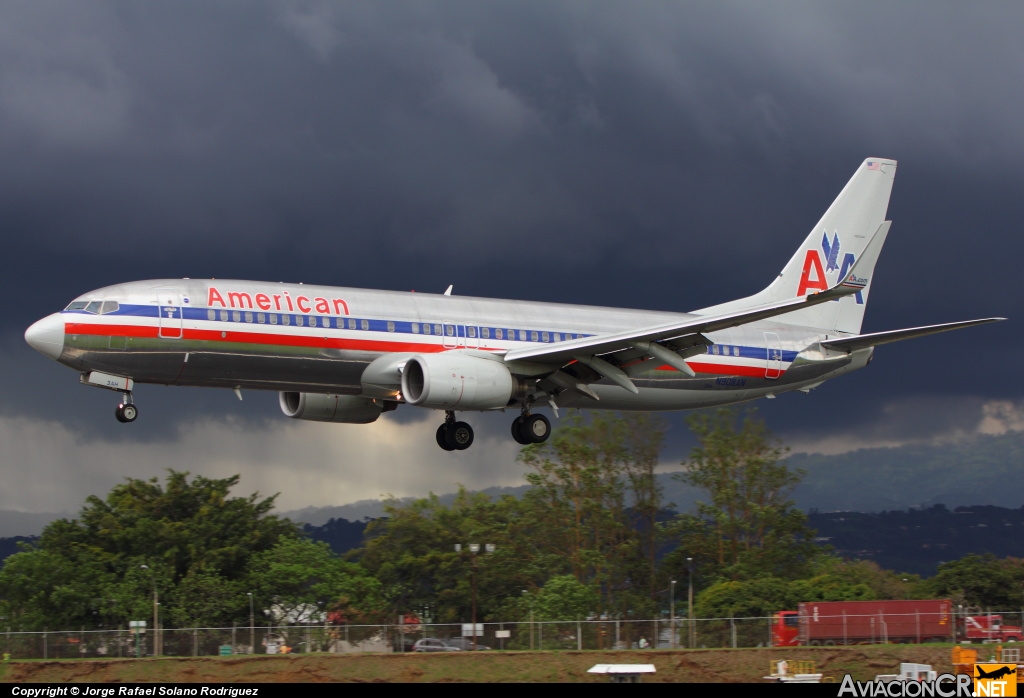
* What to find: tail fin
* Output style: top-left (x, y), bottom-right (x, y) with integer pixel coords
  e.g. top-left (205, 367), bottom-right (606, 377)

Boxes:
top-left (699, 158), bottom-right (897, 334)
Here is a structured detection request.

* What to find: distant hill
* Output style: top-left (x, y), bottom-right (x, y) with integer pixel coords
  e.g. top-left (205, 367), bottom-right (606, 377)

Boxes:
top-left (790, 430), bottom-right (1024, 512)
top-left (808, 504), bottom-right (1024, 576)
top-left (281, 431), bottom-right (1024, 524)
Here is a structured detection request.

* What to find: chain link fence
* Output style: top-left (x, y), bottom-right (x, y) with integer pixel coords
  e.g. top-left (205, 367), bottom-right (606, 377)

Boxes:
top-left (2, 611), bottom-right (1019, 659)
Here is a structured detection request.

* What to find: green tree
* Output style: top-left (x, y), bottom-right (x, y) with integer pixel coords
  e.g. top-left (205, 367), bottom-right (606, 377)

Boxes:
top-left (516, 413), bottom-right (666, 616)
top-left (358, 487), bottom-right (534, 623)
top-left (245, 537), bottom-right (384, 627)
top-left (667, 407), bottom-right (819, 583)
top-left (529, 575), bottom-right (600, 622)
top-left (924, 554), bottom-right (1024, 608)
top-left (0, 471), bottom-right (298, 630)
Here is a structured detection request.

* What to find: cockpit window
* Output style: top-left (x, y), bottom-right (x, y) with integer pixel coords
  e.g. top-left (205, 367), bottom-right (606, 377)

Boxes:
top-left (85, 301), bottom-right (103, 314)
top-left (100, 301), bottom-right (119, 314)
top-left (65, 301), bottom-right (90, 311)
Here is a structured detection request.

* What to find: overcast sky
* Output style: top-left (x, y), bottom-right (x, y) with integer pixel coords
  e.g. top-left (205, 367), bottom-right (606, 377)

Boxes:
top-left (1, 1), bottom-right (1020, 515)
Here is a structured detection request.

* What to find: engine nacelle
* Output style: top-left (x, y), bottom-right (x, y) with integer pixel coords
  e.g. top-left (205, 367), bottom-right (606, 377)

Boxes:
top-left (279, 392), bottom-right (392, 424)
top-left (401, 353), bottom-right (523, 410)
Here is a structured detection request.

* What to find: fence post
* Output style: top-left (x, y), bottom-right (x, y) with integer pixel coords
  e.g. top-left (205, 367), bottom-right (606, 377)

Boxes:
top-left (577, 621), bottom-right (582, 651)
top-left (730, 618), bottom-right (737, 648)
top-left (193, 627), bottom-right (198, 656)
top-left (43, 628), bottom-right (47, 660)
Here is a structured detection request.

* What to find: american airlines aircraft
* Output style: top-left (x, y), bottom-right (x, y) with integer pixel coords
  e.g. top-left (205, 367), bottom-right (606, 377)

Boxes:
top-left (25, 159), bottom-right (1002, 450)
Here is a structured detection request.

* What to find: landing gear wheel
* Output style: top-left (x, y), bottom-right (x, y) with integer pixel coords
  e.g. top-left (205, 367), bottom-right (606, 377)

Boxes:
top-left (115, 403), bottom-right (138, 423)
top-left (522, 414), bottom-right (550, 443)
top-left (448, 422), bottom-right (474, 450)
top-left (436, 424), bottom-right (456, 451)
top-left (511, 416), bottom-right (530, 445)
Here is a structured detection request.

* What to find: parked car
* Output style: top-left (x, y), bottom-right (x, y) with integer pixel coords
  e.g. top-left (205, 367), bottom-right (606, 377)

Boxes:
top-left (413, 638), bottom-right (460, 652)
top-left (443, 637), bottom-right (491, 651)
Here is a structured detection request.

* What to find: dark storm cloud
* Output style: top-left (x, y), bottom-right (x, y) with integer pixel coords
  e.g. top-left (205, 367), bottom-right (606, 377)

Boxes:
top-left (0, 1), bottom-right (1021, 510)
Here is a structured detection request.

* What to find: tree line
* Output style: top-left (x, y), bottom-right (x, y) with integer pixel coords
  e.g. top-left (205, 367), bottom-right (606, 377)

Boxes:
top-left (2, 408), bottom-right (1022, 632)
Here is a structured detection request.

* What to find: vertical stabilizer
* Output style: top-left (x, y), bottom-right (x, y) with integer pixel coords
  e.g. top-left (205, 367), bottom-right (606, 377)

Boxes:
top-left (697, 158), bottom-right (896, 334)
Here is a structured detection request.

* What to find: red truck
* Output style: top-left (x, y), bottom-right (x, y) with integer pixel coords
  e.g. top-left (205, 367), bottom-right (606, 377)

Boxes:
top-left (772, 601), bottom-right (1022, 646)
top-left (772, 600), bottom-right (955, 646)
top-left (962, 614), bottom-right (1022, 643)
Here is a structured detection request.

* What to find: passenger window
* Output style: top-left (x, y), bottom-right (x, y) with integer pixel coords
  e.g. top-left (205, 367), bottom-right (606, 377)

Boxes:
top-left (65, 301), bottom-right (89, 311)
top-left (467, 326), bottom-right (477, 338)
top-left (361, 319), bottom-right (369, 331)
top-left (220, 310), bottom-right (229, 322)
top-left (245, 312), bottom-right (253, 323)
top-left (321, 317), bottom-right (329, 328)
top-left (434, 324), bottom-right (442, 335)
top-left (86, 301), bottom-right (102, 314)
top-left (232, 311), bottom-right (241, 322)
top-left (530, 331), bottom-right (539, 342)
top-left (445, 325), bottom-right (454, 337)
top-left (101, 301), bottom-right (119, 314)
top-left (282, 314), bottom-right (291, 326)
top-left (412, 323), bottom-right (420, 334)
top-left (733, 346), bottom-right (740, 357)
top-left (554, 333), bottom-right (561, 342)
top-left (541, 331), bottom-right (549, 342)
top-left (270, 314), bottom-right (278, 325)
top-left (387, 321), bottom-right (395, 332)
top-left (207, 309), bottom-right (216, 321)
top-left (422, 323), bottom-right (431, 335)
top-left (296, 315), bottom-right (304, 327)
top-left (257, 313), bottom-right (265, 324)
top-left (481, 327), bottom-right (490, 339)
top-left (495, 328), bottom-right (503, 340)
top-left (519, 330), bottom-right (527, 341)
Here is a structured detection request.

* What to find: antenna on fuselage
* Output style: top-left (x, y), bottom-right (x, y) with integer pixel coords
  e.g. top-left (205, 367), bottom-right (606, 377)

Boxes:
top-left (443, 285), bottom-right (453, 296)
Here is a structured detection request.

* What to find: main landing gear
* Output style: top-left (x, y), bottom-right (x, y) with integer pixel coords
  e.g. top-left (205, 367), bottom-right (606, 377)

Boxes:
top-left (436, 412), bottom-right (474, 451)
top-left (511, 412), bottom-right (551, 445)
top-left (114, 393), bottom-right (138, 423)
top-left (434, 410), bottom-right (553, 451)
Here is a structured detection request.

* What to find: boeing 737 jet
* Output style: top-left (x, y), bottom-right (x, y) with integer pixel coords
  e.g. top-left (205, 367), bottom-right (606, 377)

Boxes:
top-left (25, 159), bottom-right (1002, 450)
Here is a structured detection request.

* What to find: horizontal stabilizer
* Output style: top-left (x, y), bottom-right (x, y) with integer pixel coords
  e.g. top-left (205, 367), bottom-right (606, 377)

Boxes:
top-left (819, 318), bottom-right (1006, 353)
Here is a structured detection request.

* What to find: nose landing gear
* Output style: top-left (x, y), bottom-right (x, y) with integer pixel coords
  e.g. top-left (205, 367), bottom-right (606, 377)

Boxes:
top-left (115, 393), bottom-right (137, 423)
top-left (436, 411), bottom-right (474, 451)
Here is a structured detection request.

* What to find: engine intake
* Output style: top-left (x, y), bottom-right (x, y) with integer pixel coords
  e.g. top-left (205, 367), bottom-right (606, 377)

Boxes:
top-left (401, 353), bottom-right (525, 410)
top-left (279, 392), bottom-right (393, 423)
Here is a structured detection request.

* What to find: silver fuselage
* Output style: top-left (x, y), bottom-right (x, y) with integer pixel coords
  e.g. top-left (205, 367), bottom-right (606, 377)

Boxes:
top-left (34, 278), bottom-right (870, 411)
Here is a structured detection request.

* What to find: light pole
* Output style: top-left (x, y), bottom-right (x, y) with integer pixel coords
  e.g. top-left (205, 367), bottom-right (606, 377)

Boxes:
top-left (247, 592), bottom-right (254, 654)
top-left (522, 589), bottom-right (534, 650)
top-left (140, 565), bottom-right (159, 657)
top-left (687, 557), bottom-right (694, 648)
top-left (670, 579), bottom-right (677, 649)
top-left (455, 543), bottom-right (495, 651)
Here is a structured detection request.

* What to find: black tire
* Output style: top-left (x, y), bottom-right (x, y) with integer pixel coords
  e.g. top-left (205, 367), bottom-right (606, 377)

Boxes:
top-left (449, 422), bottom-right (474, 450)
top-left (511, 416), bottom-right (530, 444)
top-left (523, 414), bottom-right (551, 443)
top-left (436, 424), bottom-right (455, 451)
top-left (116, 403), bottom-right (137, 423)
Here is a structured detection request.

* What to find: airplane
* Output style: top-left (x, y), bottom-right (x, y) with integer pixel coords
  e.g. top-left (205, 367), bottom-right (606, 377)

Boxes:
top-left (24, 158), bottom-right (1003, 451)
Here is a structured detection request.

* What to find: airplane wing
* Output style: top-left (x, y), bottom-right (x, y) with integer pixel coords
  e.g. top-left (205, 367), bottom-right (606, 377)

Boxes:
top-left (819, 318), bottom-right (1006, 354)
top-left (503, 253), bottom-right (871, 368)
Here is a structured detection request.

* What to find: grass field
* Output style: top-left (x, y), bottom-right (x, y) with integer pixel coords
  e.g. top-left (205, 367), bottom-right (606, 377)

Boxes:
top-left (0, 644), bottom-right (969, 683)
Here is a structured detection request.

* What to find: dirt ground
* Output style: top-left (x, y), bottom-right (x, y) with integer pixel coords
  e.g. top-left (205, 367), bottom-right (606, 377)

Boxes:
top-left (0, 644), bottom-right (971, 683)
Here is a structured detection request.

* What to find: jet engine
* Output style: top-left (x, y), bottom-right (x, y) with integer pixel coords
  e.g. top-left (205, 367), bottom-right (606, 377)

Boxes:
top-left (401, 353), bottom-right (526, 410)
top-left (279, 392), bottom-right (394, 424)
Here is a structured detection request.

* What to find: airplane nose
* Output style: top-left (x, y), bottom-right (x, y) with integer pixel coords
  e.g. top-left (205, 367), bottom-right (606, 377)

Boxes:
top-left (25, 313), bottom-right (65, 360)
